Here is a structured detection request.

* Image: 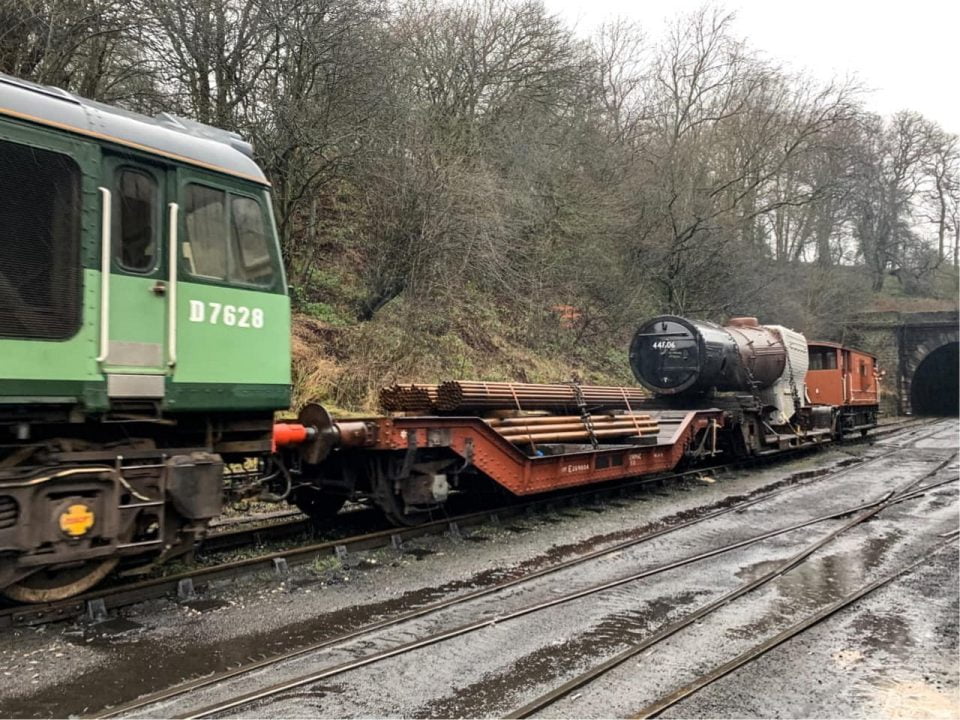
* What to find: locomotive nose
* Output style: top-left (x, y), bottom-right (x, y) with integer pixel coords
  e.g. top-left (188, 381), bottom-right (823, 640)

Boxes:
top-left (629, 316), bottom-right (702, 394)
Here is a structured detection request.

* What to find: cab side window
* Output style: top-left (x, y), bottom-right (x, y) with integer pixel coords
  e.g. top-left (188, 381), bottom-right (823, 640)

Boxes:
top-left (808, 348), bottom-right (838, 370)
top-left (231, 196), bottom-right (274, 286)
top-left (114, 168), bottom-right (157, 272)
top-left (183, 184), bottom-right (228, 279)
top-left (182, 183), bottom-right (274, 287)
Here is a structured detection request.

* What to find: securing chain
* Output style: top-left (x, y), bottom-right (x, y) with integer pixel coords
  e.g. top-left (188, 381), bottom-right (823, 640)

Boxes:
top-left (570, 381), bottom-right (599, 449)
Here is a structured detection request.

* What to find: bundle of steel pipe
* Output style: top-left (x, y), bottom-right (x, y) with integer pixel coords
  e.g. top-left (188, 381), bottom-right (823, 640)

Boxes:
top-left (488, 412), bottom-right (659, 445)
top-left (435, 381), bottom-right (649, 412)
top-left (378, 384), bottom-right (439, 412)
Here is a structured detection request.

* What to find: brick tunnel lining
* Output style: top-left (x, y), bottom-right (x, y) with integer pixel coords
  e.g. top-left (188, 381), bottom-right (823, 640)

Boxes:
top-left (910, 342), bottom-right (959, 416)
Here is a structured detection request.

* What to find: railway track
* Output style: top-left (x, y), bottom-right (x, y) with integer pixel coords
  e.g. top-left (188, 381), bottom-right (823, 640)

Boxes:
top-left (505, 451), bottom-right (958, 718)
top-left (0, 416), bottom-right (932, 631)
top-left (630, 530), bottom-right (959, 719)
top-left (87, 418), bottom-right (954, 719)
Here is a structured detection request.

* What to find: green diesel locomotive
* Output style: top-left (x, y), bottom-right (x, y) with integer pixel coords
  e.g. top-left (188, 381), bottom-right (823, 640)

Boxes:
top-left (0, 73), bottom-right (292, 601)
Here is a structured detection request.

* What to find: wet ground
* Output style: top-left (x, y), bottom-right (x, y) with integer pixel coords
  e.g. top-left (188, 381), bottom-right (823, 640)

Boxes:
top-left (0, 418), bottom-right (956, 718)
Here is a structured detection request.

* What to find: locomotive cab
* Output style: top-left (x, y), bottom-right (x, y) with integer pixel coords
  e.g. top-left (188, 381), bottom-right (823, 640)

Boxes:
top-left (806, 341), bottom-right (880, 433)
top-left (0, 73), bottom-right (292, 601)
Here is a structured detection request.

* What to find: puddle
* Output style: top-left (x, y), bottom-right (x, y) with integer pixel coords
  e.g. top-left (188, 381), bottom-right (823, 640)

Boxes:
top-left (183, 599), bottom-right (229, 613)
top-left (851, 611), bottom-right (915, 656)
top-left (736, 532), bottom-right (903, 606)
top-left (403, 548), bottom-right (436, 560)
top-left (0, 563), bottom-right (511, 717)
top-left (420, 589), bottom-right (709, 718)
top-left (92, 618), bottom-right (143, 635)
top-left (504, 526), bottom-right (531, 534)
top-left (463, 536), bottom-right (490, 543)
top-left (63, 618), bottom-right (145, 649)
top-left (344, 558), bottom-right (380, 570)
top-left (287, 577), bottom-right (325, 590)
top-left (729, 531), bottom-right (908, 642)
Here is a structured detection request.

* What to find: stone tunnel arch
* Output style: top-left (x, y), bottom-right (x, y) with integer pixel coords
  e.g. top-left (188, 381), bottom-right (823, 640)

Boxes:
top-left (910, 342), bottom-right (959, 416)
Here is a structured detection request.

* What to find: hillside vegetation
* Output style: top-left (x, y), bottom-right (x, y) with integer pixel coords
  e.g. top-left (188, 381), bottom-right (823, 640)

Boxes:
top-left (6, 0), bottom-right (958, 411)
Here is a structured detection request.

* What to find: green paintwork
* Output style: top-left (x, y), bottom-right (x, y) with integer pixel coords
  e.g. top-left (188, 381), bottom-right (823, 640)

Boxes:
top-left (104, 273), bottom-right (167, 373)
top-left (164, 382), bottom-right (290, 411)
top-left (171, 280), bottom-right (291, 403)
top-left (0, 109), bottom-right (293, 415)
top-left (1, 268), bottom-right (102, 383)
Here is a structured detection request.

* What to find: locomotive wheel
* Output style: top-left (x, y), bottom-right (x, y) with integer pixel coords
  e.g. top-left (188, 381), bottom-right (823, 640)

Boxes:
top-left (291, 486), bottom-right (347, 522)
top-left (4, 558), bottom-right (119, 604)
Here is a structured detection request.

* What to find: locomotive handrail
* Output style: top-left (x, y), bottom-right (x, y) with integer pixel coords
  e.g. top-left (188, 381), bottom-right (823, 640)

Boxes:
top-left (96, 187), bottom-right (111, 363)
top-left (167, 202), bottom-right (179, 367)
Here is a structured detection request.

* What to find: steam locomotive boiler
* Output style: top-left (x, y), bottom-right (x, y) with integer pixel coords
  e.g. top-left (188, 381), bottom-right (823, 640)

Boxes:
top-left (629, 316), bottom-right (808, 426)
top-left (629, 315), bottom-right (875, 454)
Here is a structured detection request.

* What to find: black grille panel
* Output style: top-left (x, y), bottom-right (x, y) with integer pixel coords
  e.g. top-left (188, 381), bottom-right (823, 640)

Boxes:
top-left (0, 495), bottom-right (18, 529)
top-left (0, 139), bottom-right (82, 339)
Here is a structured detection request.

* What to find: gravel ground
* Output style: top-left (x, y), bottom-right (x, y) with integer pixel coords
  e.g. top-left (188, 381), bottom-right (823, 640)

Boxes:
top-left (0, 419), bottom-right (955, 719)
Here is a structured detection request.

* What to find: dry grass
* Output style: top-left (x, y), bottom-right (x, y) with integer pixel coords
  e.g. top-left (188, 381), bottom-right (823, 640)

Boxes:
top-left (289, 300), bottom-right (633, 415)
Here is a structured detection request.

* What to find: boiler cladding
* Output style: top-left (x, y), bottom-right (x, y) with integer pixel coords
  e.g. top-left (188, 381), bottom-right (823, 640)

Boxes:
top-left (629, 316), bottom-right (790, 396)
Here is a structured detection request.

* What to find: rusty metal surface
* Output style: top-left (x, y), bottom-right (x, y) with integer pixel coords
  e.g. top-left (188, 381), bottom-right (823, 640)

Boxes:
top-left (379, 384), bottom-right (440, 413)
top-left (630, 315), bottom-right (790, 396)
top-left (434, 381), bottom-right (650, 413)
top-left (355, 410), bottom-right (722, 495)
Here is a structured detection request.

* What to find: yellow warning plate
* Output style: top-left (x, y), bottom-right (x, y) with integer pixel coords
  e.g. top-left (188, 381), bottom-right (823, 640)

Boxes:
top-left (59, 504), bottom-right (95, 537)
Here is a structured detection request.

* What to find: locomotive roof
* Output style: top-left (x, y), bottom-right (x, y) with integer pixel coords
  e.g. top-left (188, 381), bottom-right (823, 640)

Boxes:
top-left (0, 73), bottom-right (268, 185)
top-left (808, 339), bottom-right (877, 358)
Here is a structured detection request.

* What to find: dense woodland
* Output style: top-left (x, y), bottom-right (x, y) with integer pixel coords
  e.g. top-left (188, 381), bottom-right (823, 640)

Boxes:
top-left (3, 0), bottom-right (959, 408)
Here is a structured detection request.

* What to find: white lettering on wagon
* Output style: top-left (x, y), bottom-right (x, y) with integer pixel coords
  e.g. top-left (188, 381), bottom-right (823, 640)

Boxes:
top-left (560, 462), bottom-right (591, 474)
top-left (189, 300), bottom-right (264, 329)
top-left (629, 451), bottom-right (664, 466)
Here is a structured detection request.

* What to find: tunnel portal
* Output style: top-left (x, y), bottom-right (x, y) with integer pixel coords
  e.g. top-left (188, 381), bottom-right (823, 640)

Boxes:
top-left (910, 342), bottom-right (959, 416)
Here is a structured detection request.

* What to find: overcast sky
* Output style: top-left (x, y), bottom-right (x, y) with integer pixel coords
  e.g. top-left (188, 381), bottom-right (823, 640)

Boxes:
top-left (544, 0), bottom-right (958, 134)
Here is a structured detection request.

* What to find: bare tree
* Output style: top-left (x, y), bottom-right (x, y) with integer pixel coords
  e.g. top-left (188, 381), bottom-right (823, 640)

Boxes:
top-left (920, 126), bottom-right (959, 263)
top-left (0, 0), bottom-right (154, 102)
top-left (850, 111), bottom-right (956, 292)
top-left (618, 7), bottom-right (859, 314)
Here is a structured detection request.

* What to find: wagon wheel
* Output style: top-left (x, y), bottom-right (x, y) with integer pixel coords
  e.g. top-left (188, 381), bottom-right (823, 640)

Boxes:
top-left (373, 479), bottom-right (436, 527)
top-left (4, 558), bottom-right (119, 604)
top-left (290, 485), bottom-right (347, 522)
top-left (369, 455), bottom-right (439, 527)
